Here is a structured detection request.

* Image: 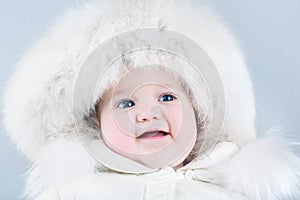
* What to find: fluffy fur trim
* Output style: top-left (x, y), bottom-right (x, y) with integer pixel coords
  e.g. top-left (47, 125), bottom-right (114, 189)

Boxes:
top-left (24, 138), bottom-right (97, 199)
top-left (215, 131), bottom-right (300, 199)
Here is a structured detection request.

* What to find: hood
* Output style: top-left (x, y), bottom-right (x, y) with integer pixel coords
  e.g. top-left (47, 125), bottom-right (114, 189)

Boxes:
top-left (3, 0), bottom-right (256, 165)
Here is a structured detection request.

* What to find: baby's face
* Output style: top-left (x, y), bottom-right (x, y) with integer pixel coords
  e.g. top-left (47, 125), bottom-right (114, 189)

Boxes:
top-left (98, 67), bottom-right (197, 169)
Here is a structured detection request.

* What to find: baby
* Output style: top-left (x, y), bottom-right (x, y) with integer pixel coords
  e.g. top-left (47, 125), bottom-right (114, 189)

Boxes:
top-left (96, 66), bottom-right (198, 170)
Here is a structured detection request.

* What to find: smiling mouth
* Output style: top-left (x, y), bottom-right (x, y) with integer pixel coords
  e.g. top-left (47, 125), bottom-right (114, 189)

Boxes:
top-left (137, 131), bottom-right (170, 139)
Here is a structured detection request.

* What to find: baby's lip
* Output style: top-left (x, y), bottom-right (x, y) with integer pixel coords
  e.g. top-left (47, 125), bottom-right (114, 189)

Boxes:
top-left (137, 130), bottom-right (170, 139)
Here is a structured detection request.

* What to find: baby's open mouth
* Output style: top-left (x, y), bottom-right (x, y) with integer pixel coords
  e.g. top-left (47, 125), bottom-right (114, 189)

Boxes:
top-left (137, 131), bottom-right (170, 139)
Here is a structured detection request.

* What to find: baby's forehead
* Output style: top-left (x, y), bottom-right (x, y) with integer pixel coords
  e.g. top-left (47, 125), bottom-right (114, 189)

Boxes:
top-left (114, 67), bottom-right (184, 92)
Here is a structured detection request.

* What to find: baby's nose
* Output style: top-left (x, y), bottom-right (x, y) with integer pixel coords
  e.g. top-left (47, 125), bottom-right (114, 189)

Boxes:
top-left (135, 105), bottom-right (163, 123)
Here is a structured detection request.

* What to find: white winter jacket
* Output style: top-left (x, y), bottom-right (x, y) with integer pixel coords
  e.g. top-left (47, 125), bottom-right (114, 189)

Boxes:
top-left (2, 0), bottom-right (300, 199)
top-left (42, 140), bottom-right (249, 200)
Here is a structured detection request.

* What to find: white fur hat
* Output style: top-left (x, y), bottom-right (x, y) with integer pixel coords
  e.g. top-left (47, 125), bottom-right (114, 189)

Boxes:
top-left (3, 0), bottom-right (256, 163)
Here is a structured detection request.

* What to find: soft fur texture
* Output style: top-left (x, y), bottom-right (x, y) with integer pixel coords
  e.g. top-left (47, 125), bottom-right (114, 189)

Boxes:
top-left (2, 0), bottom-right (300, 199)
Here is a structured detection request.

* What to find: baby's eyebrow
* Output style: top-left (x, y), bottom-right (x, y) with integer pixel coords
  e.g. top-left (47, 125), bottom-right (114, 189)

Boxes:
top-left (163, 83), bottom-right (181, 89)
top-left (158, 83), bottom-right (185, 93)
top-left (113, 89), bottom-right (129, 96)
top-left (111, 90), bottom-right (134, 101)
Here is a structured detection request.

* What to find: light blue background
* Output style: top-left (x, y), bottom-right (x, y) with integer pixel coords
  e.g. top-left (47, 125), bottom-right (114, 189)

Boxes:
top-left (0, 1), bottom-right (299, 199)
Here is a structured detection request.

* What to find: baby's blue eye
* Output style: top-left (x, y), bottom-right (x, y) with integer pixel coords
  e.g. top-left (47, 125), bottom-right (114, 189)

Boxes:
top-left (118, 100), bottom-right (135, 108)
top-left (159, 94), bottom-right (176, 102)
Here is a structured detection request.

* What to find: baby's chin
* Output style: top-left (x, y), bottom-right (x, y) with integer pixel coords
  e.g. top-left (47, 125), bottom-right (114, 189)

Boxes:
top-left (135, 135), bottom-right (173, 151)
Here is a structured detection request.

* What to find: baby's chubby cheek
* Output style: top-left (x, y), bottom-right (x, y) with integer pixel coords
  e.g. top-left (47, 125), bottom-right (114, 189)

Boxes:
top-left (163, 105), bottom-right (182, 138)
top-left (100, 108), bottom-right (136, 152)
